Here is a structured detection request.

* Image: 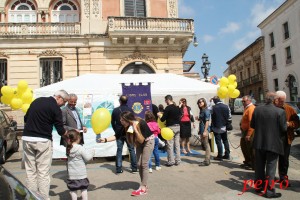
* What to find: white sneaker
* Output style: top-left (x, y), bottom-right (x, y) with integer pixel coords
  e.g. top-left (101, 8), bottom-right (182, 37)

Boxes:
top-left (149, 168), bottom-right (152, 173)
top-left (155, 166), bottom-right (161, 171)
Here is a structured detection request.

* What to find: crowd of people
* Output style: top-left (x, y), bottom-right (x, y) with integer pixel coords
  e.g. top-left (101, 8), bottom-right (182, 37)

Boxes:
top-left (20, 90), bottom-right (299, 199)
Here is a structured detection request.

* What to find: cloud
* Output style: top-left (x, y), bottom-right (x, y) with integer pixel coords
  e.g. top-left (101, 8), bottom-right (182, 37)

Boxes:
top-left (219, 22), bottom-right (240, 34)
top-left (178, 0), bottom-right (196, 18)
top-left (250, 0), bottom-right (285, 27)
top-left (233, 30), bottom-right (260, 51)
top-left (202, 35), bottom-right (215, 43)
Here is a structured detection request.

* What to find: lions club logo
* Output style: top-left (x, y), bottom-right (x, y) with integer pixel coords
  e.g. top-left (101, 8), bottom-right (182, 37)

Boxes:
top-left (132, 102), bottom-right (143, 114)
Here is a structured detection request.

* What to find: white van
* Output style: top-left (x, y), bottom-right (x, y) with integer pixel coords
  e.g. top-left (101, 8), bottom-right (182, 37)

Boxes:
top-left (230, 97), bottom-right (256, 114)
top-left (232, 98), bottom-right (244, 114)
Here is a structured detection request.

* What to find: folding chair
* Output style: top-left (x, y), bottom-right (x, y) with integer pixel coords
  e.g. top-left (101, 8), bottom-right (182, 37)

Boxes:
top-left (192, 134), bottom-right (202, 146)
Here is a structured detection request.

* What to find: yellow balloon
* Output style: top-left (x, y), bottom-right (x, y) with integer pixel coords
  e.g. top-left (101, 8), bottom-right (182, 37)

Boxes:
top-left (218, 91), bottom-right (227, 99)
top-left (219, 77), bottom-right (229, 87)
top-left (229, 89), bottom-right (240, 98)
top-left (22, 91), bottom-right (33, 104)
top-left (17, 80), bottom-right (28, 93)
top-left (227, 84), bottom-right (235, 93)
top-left (21, 103), bottom-right (30, 113)
top-left (1, 86), bottom-right (14, 98)
top-left (219, 86), bottom-right (228, 96)
top-left (91, 108), bottom-right (111, 134)
top-left (228, 74), bottom-right (237, 83)
top-left (1, 96), bottom-right (11, 105)
top-left (161, 127), bottom-right (174, 140)
top-left (10, 98), bottom-right (23, 110)
top-left (232, 81), bottom-right (237, 89)
top-left (157, 118), bottom-right (166, 129)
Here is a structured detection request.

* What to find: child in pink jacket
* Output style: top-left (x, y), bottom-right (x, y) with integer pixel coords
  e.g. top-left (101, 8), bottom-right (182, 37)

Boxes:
top-left (145, 111), bottom-right (161, 173)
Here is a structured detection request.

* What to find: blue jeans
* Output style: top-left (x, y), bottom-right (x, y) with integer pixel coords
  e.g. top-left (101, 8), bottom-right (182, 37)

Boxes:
top-left (116, 137), bottom-right (137, 171)
top-left (148, 137), bottom-right (160, 168)
top-left (214, 131), bottom-right (230, 158)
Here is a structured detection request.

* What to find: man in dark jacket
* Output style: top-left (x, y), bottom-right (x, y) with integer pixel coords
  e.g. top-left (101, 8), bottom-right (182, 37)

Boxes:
top-left (211, 96), bottom-right (231, 161)
top-left (22, 90), bottom-right (69, 200)
top-left (111, 95), bottom-right (137, 174)
top-left (251, 92), bottom-right (287, 198)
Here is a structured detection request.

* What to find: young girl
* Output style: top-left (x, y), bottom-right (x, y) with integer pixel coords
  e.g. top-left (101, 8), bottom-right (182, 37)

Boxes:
top-left (66, 130), bottom-right (95, 200)
top-left (145, 110), bottom-right (161, 173)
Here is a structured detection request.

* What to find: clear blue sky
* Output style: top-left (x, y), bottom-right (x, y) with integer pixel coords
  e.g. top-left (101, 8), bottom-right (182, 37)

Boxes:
top-left (179, 0), bottom-right (285, 78)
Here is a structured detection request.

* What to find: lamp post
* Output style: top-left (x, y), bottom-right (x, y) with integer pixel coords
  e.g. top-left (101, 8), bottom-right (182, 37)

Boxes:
top-left (201, 53), bottom-right (211, 82)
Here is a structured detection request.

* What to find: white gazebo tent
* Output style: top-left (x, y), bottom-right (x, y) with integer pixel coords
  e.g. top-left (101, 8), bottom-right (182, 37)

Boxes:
top-left (34, 73), bottom-right (219, 158)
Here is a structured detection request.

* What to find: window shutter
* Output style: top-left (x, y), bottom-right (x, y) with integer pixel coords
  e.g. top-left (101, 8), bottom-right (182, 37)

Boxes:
top-left (136, 0), bottom-right (146, 17)
top-left (125, 0), bottom-right (135, 16)
top-left (124, 0), bottom-right (145, 17)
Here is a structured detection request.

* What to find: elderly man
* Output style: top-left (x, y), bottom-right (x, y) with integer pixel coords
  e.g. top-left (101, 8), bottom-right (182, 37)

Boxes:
top-left (61, 93), bottom-right (87, 146)
top-left (240, 95), bottom-right (255, 170)
top-left (22, 90), bottom-right (69, 200)
top-left (251, 92), bottom-right (287, 198)
top-left (274, 91), bottom-right (299, 186)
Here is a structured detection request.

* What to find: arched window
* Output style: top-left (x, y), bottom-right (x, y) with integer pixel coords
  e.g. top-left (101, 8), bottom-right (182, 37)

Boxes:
top-left (51, 0), bottom-right (79, 23)
top-left (121, 62), bottom-right (155, 74)
top-left (8, 0), bottom-right (37, 23)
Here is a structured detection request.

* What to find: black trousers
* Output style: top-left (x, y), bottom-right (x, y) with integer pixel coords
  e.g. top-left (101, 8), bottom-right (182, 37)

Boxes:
top-left (278, 137), bottom-right (291, 180)
top-left (255, 149), bottom-right (278, 192)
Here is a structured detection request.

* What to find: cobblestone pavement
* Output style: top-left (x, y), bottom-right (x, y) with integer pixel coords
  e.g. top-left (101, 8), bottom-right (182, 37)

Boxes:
top-left (2, 114), bottom-right (300, 200)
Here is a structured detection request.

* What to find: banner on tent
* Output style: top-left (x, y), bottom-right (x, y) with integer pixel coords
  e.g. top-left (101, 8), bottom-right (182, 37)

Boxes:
top-left (122, 83), bottom-right (152, 118)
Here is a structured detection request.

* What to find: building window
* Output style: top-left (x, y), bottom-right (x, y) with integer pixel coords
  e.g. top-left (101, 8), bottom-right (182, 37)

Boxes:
top-left (51, 0), bottom-right (79, 22)
top-left (0, 59), bottom-right (7, 87)
top-left (40, 58), bottom-right (63, 87)
top-left (286, 46), bottom-right (292, 64)
top-left (283, 22), bottom-right (290, 40)
top-left (121, 62), bottom-right (154, 74)
top-left (271, 54), bottom-right (277, 70)
top-left (269, 32), bottom-right (275, 48)
top-left (256, 62), bottom-right (260, 73)
top-left (247, 68), bottom-right (251, 78)
top-left (274, 78), bottom-right (279, 91)
top-left (8, 0), bottom-right (37, 22)
top-left (125, 0), bottom-right (146, 17)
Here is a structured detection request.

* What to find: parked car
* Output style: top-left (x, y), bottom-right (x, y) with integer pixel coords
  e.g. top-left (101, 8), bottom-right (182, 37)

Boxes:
top-left (0, 110), bottom-right (19, 164)
top-left (0, 165), bottom-right (42, 199)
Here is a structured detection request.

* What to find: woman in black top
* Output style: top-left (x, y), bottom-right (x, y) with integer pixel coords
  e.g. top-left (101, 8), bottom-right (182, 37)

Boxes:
top-left (100, 111), bottom-right (154, 197)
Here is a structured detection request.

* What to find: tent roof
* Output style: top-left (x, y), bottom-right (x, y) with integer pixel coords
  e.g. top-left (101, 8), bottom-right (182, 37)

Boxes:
top-left (35, 73), bottom-right (218, 96)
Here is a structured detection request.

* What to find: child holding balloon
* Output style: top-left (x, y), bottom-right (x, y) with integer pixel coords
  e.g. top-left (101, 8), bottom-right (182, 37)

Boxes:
top-left (66, 130), bottom-right (95, 200)
top-left (99, 111), bottom-right (154, 196)
top-left (145, 111), bottom-right (161, 173)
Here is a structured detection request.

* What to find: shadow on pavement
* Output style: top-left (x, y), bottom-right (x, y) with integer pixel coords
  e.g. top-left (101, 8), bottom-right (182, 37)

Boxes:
top-left (49, 187), bottom-right (69, 199)
top-left (95, 181), bottom-right (139, 191)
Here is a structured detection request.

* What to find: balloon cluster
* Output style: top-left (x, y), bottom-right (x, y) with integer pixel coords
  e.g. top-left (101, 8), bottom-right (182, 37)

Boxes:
top-left (1, 80), bottom-right (33, 113)
top-left (217, 74), bottom-right (240, 99)
top-left (91, 108), bottom-right (111, 134)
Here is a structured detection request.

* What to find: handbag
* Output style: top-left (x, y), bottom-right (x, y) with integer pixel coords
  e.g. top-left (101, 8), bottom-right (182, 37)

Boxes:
top-left (226, 120), bottom-right (233, 131)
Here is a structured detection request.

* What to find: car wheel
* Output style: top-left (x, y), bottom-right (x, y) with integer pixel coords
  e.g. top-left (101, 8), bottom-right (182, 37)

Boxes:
top-left (0, 146), bottom-right (6, 164)
top-left (12, 138), bottom-right (19, 152)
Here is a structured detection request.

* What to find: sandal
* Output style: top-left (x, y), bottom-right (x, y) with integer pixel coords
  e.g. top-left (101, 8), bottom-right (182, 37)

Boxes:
top-left (181, 149), bottom-right (187, 154)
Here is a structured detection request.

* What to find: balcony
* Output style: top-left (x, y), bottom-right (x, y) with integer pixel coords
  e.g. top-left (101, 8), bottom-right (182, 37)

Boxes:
top-left (0, 23), bottom-right (80, 36)
top-left (242, 78), bottom-right (251, 86)
top-left (107, 17), bottom-right (194, 45)
top-left (250, 74), bottom-right (263, 84)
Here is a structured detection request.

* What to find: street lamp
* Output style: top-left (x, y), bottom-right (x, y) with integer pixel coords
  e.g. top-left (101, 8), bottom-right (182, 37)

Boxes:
top-left (201, 53), bottom-right (211, 82)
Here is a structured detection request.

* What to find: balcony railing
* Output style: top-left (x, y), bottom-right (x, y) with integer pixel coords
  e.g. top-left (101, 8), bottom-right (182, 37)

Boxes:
top-left (108, 17), bottom-right (194, 33)
top-left (0, 23), bottom-right (80, 35)
top-left (243, 78), bottom-right (251, 86)
top-left (250, 74), bottom-right (263, 84)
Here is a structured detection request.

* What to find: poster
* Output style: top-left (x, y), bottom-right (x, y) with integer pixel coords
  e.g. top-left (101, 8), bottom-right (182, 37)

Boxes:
top-left (122, 83), bottom-right (152, 118)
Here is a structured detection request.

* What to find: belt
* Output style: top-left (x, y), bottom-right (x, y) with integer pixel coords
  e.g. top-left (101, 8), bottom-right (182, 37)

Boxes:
top-left (170, 124), bottom-right (180, 126)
